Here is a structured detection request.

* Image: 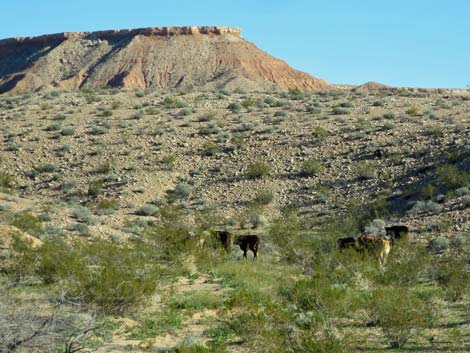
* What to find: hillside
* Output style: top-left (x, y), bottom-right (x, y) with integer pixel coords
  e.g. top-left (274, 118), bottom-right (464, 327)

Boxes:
top-left (0, 26), bottom-right (330, 94)
top-left (1, 87), bottom-right (469, 352)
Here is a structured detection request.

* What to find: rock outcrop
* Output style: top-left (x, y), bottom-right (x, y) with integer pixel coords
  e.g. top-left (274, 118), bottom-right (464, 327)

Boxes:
top-left (0, 26), bottom-right (330, 93)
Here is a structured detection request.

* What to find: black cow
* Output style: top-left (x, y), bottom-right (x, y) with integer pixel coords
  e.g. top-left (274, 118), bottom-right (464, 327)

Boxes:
top-left (234, 235), bottom-right (260, 260)
top-left (212, 230), bottom-right (232, 252)
top-left (385, 225), bottom-right (409, 244)
top-left (336, 237), bottom-right (357, 251)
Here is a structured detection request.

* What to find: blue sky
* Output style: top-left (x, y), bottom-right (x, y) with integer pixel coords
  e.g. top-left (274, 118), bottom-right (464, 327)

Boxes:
top-left (1, 0), bottom-right (469, 88)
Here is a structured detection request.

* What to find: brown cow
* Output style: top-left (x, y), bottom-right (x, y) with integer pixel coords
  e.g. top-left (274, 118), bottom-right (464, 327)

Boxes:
top-left (234, 235), bottom-right (260, 260)
top-left (357, 235), bottom-right (391, 266)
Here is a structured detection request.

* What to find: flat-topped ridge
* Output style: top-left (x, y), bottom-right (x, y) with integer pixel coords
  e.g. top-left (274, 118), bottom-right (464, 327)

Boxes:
top-left (0, 26), bottom-right (242, 47)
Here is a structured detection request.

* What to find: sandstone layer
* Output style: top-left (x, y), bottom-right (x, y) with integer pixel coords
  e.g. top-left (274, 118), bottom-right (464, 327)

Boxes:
top-left (0, 26), bottom-right (330, 93)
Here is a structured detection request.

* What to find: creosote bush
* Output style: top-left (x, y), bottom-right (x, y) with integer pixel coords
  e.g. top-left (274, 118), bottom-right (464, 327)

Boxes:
top-left (246, 161), bottom-right (272, 179)
top-left (300, 158), bottom-right (324, 177)
top-left (368, 288), bottom-right (432, 348)
top-left (5, 238), bottom-right (159, 315)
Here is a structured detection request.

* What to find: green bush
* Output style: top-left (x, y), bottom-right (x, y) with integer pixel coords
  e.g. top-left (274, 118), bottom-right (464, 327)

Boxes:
top-left (202, 142), bottom-right (220, 156)
top-left (166, 182), bottom-right (192, 203)
top-left (300, 158), bottom-right (324, 177)
top-left (227, 102), bottom-right (242, 113)
top-left (60, 127), bottom-right (76, 136)
top-left (431, 257), bottom-right (470, 301)
top-left (406, 107), bottom-right (419, 116)
top-left (437, 164), bottom-right (469, 190)
top-left (34, 163), bottom-right (58, 174)
top-left (136, 204), bottom-right (159, 216)
top-left (252, 189), bottom-right (274, 206)
top-left (246, 161), bottom-right (272, 179)
top-left (8, 239), bottom-right (160, 314)
top-left (428, 236), bottom-right (450, 252)
top-left (356, 161), bottom-right (377, 180)
top-left (0, 172), bottom-right (17, 192)
top-left (313, 126), bottom-right (331, 140)
top-left (10, 211), bottom-right (43, 235)
top-left (368, 288), bottom-right (432, 348)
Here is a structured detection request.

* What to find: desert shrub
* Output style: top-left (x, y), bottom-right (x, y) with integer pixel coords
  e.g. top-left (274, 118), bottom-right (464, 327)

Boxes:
top-left (136, 204), bottom-right (159, 216)
top-left (407, 200), bottom-right (442, 215)
top-left (274, 110), bottom-right (287, 117)
top-left (332, 107), bottom-right (350, 115)
top-left (163, 96), bottom-right (187, 108)
top-left (0, 172), bottom-right (17, 192)
top-left (131, 111), bottom-right (143, 120)
top-left (356, 161), bottom-right (377, 179)
top-left (88, 180), bottom-right (104, 197)
top-left (431, 257), bottom-right (470, 301)
top-left (374, 244), bottom-right (430, 286)
top-left (406, 107), bottom-right (419, 116)
top-left (179, 108), bottom-right (192, 116)
top-left (96, 198), bottom-right (120, 214)
top-left (383, 112), bottom-right (395, 119)
top-left (67, 222), bottom-right (90, 236)
top-left (227, 102), bottom-right (242, 113)
top-left (368, 288), bottom-right (432, 348)
top-left (52, 113), bottom-right (66, 121)
top-left (372, 100), bottom-right (385, 107)
top-left (300, 158), bottom-right (324, 177)
top-left (313, 126), bottom-right (331, 140)
top-left (198, 124), bottom-right (220, 135)
top-left (241, 96), bottom-right (254, 108)
top-left (425, 125), bottom-right (444, 137)
top-left (252, 189), bottom-right (274, 206)
top-left (71, 206), bottom-right (94, 225)
top-left (60, 127), bottom-right (76, 136)
top-left (97, 109), bottom-right (112, 117)
top-left (89, 126), bottom-right (108, 135)
top-left (437, 164), bottom-right (469, 190)
top-left (246, 161), bottom-right (272, 179)
top-left (363, 218), bottom-right (386, 235)
top-left (338, 101), bottom-right (353, 108)
top-left (202, 141), bottom-right (220, 156)
top-left (162, 155), bottom-right (176, 170)
top-left (455, 186), bottom-right (470, 196)
top-left (427, 236), bottom-right (450, 252)
top-left (45, 123), bottom-right (61, 131)
top-left (421, 183), bottom-right (437, 200)
top-left (197, 112), bottom-right (216, 122)
top-left (0, 284), bottom-right (96, 353)
top-left (463, 195), bottom-right (470, 207)
top-left (10, 211), bottom-right (43, 235)
top-left (34, 163), bottom-right (58, 174)
top-left (10, 239), bottom-right (159, 314)
top-left (167, 182), bottom-right (192, 203)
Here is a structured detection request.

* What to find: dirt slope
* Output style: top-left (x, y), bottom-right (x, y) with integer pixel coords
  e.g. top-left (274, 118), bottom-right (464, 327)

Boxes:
top-left (0, 26), bottom-right (330, 93)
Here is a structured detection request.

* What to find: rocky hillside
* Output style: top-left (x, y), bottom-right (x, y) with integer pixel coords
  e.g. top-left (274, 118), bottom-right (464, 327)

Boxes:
top-left (0, 26), bottom-right (329, 94)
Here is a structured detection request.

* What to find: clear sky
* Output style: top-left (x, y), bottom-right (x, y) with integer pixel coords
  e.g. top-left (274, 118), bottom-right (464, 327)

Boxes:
top-left (1, 0), bottom-right (469, 88)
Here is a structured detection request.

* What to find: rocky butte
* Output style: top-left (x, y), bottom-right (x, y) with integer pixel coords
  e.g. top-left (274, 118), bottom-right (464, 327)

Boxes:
top-left (0, 26), bottom-right (330, 93)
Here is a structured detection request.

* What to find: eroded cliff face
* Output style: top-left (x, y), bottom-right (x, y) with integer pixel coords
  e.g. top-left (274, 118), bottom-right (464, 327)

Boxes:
top-left (0, 26), bottom-right (330, 93)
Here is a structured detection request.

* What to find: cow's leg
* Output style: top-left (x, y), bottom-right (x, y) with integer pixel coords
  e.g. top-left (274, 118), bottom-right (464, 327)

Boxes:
top-left (241, 245), bottom-right (248, 260)
top-left (250, 243), bottom-right (258, 261)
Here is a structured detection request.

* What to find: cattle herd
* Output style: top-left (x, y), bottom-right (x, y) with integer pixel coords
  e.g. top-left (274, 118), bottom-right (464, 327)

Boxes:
top-left (192, 225), bottom-right (409, 265)
top-left (336, 225), bottom-right (409, 266)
